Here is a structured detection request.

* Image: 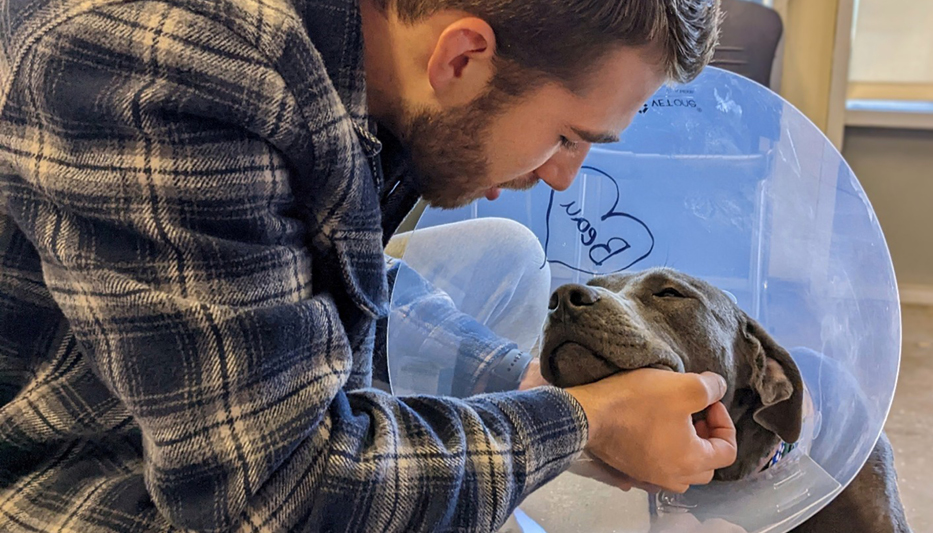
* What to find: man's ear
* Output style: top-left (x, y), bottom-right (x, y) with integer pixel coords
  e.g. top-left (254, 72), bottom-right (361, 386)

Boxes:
top-left (740, 313), bottom-right (804, 443)
top-left (427, 18), bottom-right (496, 106)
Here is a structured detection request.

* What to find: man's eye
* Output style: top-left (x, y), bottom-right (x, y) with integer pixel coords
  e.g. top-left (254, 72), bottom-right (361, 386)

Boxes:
top-left (559, 136), bottom-right (579, 151)
top-left (654, 287), bottom-right (686, 298)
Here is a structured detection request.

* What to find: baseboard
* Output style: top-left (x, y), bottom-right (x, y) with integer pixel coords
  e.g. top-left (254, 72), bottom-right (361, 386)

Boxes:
top-left (899, 284), bottom-right (933, 306)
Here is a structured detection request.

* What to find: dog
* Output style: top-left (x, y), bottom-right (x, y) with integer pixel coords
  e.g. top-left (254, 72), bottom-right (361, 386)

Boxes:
top-left (539, 267), bottom-right (911, 532)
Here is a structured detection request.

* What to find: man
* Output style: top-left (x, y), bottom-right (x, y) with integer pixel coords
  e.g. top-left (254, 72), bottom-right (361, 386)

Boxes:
top-left (0, 0), bottom-right (735, 531)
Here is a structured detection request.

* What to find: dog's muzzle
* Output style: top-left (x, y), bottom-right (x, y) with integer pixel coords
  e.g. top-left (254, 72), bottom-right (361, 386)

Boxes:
top-left (548, 284), bottom-right (600, 323)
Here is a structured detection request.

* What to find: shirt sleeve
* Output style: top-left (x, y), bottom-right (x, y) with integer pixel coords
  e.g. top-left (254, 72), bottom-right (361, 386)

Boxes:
top-left (384, 257), bottom-right (533, 397)
top-left (2, 4), bottom-right (587, 532)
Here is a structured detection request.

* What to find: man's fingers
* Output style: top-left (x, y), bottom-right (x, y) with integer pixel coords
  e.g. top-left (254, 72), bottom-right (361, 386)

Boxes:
top-left (704, 402), bottom-right (737, 445)
top-left (696, 401), bottom-right (738, 468)
top-left (679, 372), bottom-right (728, 411)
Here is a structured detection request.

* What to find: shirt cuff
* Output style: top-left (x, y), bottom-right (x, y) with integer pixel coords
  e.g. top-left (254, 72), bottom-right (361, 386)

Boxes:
top-left (472, 386), bottom-right (590, 498)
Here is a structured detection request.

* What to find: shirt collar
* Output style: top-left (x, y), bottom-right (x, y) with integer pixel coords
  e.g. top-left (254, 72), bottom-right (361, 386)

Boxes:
top-left (298, 0), bottom-right (381, 151)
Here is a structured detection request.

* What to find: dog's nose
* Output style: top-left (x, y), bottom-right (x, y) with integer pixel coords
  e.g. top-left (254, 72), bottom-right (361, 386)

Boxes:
top-left (549, 284), bottom-right (600, 319)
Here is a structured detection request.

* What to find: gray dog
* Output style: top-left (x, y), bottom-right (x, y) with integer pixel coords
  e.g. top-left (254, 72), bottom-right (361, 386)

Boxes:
top-left (539, 267), bottom-right (911, 532)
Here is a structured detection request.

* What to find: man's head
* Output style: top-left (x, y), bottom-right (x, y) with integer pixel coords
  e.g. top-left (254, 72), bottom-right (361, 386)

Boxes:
top-left (361, 0), bottom-right (721, 208)
top-left (539, 268), bottom-right (804, 481)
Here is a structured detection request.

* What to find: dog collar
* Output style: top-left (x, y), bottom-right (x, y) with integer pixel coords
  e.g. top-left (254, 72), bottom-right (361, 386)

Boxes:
top-left (757, 440), bottom-right (799, 473)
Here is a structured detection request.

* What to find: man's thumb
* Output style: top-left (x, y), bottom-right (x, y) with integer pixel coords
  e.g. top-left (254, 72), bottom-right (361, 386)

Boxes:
top-left (698, 372), bottom-right (728, 405)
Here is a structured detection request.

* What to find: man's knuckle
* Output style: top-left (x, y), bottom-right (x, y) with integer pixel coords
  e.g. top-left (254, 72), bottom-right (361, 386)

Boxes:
top-left (685, 377), bottom-right (709, 402)
top-left (674, 462), bottom-right (693, 478)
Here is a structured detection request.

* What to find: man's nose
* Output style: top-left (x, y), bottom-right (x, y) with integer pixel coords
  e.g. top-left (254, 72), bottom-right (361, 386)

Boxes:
top-left (549, 284), bottom-right (600, 320)
top-left (536, 145), bottom-right (591, 191)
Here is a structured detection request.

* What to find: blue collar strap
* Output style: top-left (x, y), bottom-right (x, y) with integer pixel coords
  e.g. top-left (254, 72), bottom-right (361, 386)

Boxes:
top-left (759, 440), bottom-right (799, 472)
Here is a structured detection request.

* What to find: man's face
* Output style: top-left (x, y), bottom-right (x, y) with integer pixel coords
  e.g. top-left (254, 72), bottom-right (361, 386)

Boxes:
top-left (403, 47), bottom-right (667, 209)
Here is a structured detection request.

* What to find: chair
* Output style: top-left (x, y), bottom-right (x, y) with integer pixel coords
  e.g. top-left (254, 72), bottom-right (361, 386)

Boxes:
top-left (712, 0), bottom-right (785, 91)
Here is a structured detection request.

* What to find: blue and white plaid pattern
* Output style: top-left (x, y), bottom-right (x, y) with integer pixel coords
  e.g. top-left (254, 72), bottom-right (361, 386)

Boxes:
top-left (0, 0), bottom-right (588, 531)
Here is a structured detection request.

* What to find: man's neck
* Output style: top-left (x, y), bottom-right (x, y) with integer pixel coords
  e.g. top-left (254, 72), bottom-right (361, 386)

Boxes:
top-left (360, 0), bottom-right (407, 136)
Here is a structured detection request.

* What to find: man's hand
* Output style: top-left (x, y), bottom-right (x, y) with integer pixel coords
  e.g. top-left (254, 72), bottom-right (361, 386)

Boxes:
top-left (518, 358), bottom-right (549, 390)
top-left (566, 452), bottom-right (663, 493)
top-left (566, 369), bottom-right (737, 494)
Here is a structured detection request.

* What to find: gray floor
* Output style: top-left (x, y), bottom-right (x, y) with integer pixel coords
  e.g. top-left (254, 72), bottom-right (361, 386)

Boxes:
top-left (886, 304), bottom-right (933, 532)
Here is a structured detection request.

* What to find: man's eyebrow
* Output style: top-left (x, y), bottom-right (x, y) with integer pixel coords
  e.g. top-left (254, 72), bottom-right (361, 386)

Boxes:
top-left (571, 127), bottom-right (620, 144)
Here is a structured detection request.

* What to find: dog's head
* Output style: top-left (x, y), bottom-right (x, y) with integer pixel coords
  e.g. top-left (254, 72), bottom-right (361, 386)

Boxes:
top-left (540, 267), bottom-right (804, 481)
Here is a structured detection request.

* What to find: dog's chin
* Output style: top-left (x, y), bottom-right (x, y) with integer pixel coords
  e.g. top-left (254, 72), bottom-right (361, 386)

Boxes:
top-left (542, 341), bottom-right (617, 388)
top-left (551, 341), bottom-right (594, 363)
top-left (714, 462), bottom-right (758, 482)
top-left (541, 338), bottom-right (683, 388)
top-left (714, 440), bottom-right (781, 482)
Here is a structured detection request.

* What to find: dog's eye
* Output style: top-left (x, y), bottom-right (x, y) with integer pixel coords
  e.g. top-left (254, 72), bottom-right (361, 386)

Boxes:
top-left (654, 287), bottom-right (686, 298)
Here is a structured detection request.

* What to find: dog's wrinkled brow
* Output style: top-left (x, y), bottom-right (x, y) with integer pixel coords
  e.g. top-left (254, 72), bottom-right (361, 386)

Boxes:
top-left (588, 270), bottom-right (687, 293)
top-left (641, 271), bottom-right (681, 287)
top-left (587, 274), bottom-right (631, 292)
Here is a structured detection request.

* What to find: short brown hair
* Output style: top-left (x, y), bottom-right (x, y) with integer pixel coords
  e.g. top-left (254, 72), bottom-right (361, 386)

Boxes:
top-left (379, 0), bottom-right (721, 89)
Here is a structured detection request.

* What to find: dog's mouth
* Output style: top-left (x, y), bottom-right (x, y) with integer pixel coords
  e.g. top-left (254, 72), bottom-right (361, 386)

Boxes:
top-left (541, 335), bottom-right (683, 387)
top-left (550, 341), bottom-right (678, 371)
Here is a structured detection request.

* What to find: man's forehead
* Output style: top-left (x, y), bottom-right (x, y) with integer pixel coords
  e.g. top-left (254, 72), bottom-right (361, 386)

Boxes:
top-left (536, 47), bottom-right (665, 140)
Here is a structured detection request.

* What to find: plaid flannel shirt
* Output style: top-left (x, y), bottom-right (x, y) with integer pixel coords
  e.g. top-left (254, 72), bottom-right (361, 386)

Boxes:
top-left (0, 0), bottom-right (588, 531)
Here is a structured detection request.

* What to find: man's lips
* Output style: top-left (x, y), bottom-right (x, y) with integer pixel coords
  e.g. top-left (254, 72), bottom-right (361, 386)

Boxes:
top-left (484, 187), bottom-right (501, 201)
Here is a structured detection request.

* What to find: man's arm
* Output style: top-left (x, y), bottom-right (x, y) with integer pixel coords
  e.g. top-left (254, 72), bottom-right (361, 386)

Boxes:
top-left (0, 4), bottom-right (587, 531)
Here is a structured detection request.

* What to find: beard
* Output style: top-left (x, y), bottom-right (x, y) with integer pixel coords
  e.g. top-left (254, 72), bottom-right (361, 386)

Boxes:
top-left (400, 84), bottom-right (536, 209)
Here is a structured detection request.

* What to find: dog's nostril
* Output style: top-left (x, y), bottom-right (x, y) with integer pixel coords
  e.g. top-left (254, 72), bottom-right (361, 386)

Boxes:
top-left (568, 286), bottom-right (599, 307)
top-left (548, 291), bottom-right (560, 311)
top-left (553, 284), bottom-right (600, 312)
top-left (569, 290), bottom-right (586, 307)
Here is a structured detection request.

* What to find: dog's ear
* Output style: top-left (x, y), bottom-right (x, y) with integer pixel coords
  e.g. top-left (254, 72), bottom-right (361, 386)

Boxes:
top-left (740, 314), bottom-right (804, 443)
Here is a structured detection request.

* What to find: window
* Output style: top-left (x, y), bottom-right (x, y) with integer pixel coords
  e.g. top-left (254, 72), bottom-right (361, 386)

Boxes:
top-left (849, 0), bottom-right (933, 95)
top-left (846, 0), bottom-right (933, 128)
